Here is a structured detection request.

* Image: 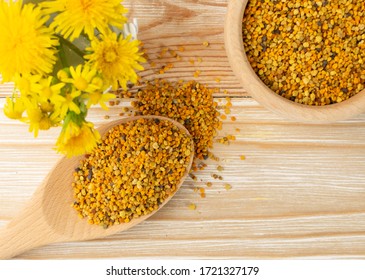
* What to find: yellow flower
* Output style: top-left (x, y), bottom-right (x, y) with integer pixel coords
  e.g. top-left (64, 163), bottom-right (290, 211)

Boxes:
top-left (41, 0), bottom-right (128, 41)
top-left (57, 69), bottom-right (69, 82)
top-left (56, 120), bottom-right (100, 157)
top-left (36, 76), bottom-right (65, 106)
top-left (14, 74), bottom-right (42, 98)
top-left (58, 89), bottom-right (81, 118)
top-left (26, 106), bottom-right (43, 137)
top-left (85, 33), bottom-right (145, 90)
top-left (40, 101), bottom-right (54, 113)
top-left (49, 110), bottom-right (63, 127)
top-left (66, 64), bottom-right (99, 92)
top-left (0, 0), bottom-right (58, 82)
top-left (84, 91), bottom-right (115, 110)
top-left (39, 115), bottom-right (54, 131)
top-left (3, 95), bottom-right (26, 120)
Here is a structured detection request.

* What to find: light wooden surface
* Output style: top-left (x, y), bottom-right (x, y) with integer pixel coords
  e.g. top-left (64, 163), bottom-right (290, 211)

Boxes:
top-left (0, 0), bottom-right (365, 259)
top-left (0, 116), bottom-right (194, 260)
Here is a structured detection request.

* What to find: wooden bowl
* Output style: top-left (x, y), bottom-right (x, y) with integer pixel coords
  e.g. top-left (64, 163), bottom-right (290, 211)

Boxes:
top-left (224, 0), bottom-right (365, 123)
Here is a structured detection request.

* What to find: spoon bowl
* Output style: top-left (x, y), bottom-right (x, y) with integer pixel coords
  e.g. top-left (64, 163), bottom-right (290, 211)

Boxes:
top-left (0, 115), bottom-right (194, 259)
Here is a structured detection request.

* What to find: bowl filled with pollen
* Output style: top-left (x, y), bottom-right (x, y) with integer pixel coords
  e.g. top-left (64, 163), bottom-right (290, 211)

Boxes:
top-left (224, 0), bottom-right (365, 123)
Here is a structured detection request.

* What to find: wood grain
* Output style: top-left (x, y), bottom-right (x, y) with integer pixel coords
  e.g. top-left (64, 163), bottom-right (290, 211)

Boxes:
top-left (0, 116), bottom-right (194, 259)
top-left (0, 0), bottom-right (365, 259)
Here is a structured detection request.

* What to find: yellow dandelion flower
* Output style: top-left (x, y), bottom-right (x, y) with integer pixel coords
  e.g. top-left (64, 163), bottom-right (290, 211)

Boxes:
top-left (3, 94), bottom-right (26, 120)
top-left (41, 0), bottom-right (128, 41)
top-left (57, 89), bottom-right (81, 118)
top-left (56, 120), bottom-right (100, 157)
top-left (66, 64), bottom-right (99, 93)
top-left (85, 33), bottom-right (145, 90)
top-left (0, 0), bottom-right (58, 82)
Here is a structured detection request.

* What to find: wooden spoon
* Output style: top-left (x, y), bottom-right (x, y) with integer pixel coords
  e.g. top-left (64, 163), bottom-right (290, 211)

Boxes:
top-left (0, 115), bottom-right (194, 259)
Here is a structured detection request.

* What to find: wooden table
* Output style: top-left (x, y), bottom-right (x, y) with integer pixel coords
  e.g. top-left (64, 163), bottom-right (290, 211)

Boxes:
top-left (1, 0), bottom-right (365, 259)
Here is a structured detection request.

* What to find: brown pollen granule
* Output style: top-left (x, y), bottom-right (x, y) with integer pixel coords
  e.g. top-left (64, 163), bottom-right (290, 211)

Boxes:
top-left (72, 118), bottom-right (194, 228)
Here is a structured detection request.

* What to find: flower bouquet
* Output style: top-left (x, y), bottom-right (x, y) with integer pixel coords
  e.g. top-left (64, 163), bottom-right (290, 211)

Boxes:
top-left (0, 0), bottom-right (145, 157)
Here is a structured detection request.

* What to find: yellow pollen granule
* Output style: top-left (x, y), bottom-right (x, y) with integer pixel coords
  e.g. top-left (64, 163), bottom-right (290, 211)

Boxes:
top-left (72, 118), bottom-right (194, 228)
top-left (224, 184), bottom-right (232, 191)
top-left (188, 203), bottom-right (197, 210)
top-left (194, 70), bottom-right (201, 78)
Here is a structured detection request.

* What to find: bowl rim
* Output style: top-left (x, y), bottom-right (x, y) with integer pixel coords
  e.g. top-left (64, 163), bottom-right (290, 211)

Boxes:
top-left (224, 0), bottom-right (365, 123)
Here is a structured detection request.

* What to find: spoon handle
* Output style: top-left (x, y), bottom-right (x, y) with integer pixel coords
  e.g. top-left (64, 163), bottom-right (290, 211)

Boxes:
top-left (0, 200), bottom-right (58, 259)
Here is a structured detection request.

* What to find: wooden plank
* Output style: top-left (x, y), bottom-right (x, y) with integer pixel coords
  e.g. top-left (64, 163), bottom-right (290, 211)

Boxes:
top-left (0, 0), bottom-right (365, 259)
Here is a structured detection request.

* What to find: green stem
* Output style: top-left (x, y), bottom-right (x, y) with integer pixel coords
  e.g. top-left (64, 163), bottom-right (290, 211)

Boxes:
top-left (58, 41), bottom-right (67, 68)
top-left (55, 34), bottom-right (86, 58)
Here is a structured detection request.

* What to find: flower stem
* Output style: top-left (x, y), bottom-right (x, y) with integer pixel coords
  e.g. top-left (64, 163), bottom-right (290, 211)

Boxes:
top-left (58, 41), bottom-right (68, 68)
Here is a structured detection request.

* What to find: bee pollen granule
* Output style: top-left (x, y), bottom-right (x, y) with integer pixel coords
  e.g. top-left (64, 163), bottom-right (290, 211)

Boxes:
top-left (72, 118), bottom-right (194, 228)
top-left (132, 79), bottom-right (221, 163)
top-left (242, 0), bottom-right (365, 106)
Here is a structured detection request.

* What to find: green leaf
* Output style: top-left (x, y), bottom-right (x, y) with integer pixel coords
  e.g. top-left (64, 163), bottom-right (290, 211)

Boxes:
top-left (52, 35), bottom-right (90, 76)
